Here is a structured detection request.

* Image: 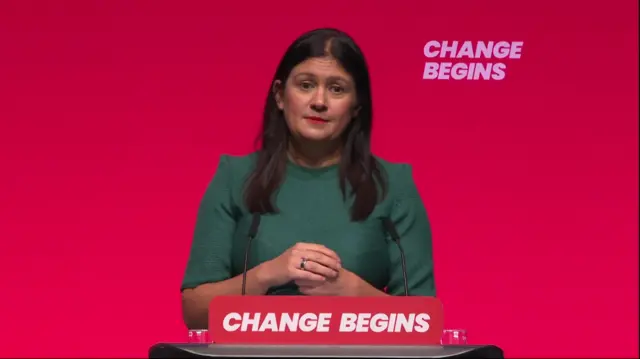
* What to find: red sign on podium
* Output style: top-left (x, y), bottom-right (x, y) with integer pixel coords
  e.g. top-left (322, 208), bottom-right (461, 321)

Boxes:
top-left (208, 296), bottom-right (444, 345)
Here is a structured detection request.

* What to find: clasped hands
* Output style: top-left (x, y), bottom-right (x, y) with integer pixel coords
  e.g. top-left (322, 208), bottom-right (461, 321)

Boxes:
top-left (257, 243), bottom-right (362, 296)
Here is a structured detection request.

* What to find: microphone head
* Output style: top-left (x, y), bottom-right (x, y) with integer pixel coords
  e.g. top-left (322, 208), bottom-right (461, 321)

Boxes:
top-left (248, 213), bottom-right (261, 238)
top-left (382, 217), bottom-right (400, 241)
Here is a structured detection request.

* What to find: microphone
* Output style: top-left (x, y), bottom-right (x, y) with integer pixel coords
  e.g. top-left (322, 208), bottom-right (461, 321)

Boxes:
top-left (382, 217), bottom-right (409, 296)
top-left (241, 213), bottom-right (261, 295)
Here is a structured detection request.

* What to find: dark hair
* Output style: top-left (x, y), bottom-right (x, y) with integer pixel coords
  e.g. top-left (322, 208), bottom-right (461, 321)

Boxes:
top-left (244, 28), bottom-right (387, 221)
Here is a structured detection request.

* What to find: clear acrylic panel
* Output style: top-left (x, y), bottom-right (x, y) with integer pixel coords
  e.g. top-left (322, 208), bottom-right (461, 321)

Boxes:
top-left (187, 329), bottom-right (210, 343)
top-left (441, 328), bottom-right (468, 345)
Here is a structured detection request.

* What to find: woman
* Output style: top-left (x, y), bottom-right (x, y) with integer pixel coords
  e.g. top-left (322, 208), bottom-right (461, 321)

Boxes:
top-left (181, 28), bottom-right (436, 329)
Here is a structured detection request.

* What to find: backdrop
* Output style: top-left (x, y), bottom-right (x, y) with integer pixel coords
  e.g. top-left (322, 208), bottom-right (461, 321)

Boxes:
top-left (0, 1), bottom-right (638, 357)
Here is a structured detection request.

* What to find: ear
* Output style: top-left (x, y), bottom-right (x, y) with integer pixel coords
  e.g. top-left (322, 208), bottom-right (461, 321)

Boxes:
top-left (272, 80), bottom-right (284, 110)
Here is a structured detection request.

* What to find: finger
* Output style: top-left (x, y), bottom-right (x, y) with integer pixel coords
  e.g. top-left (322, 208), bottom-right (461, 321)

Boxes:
top-left (301, 250), bottom-right (341, 272)
top-left (297, 259), bottom-right (339, 279)
top-left (291, 267), bottom-right (327, 282)
top-left (295, 243), bottom-right (341, 261)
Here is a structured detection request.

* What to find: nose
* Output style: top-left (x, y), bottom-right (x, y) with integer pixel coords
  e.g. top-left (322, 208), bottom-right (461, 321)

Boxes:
top-left (310, 87), bottom-right (328, 112)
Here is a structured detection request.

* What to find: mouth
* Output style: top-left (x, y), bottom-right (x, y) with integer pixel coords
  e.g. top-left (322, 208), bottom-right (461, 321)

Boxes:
top-left (304, 116), bottom-right (329, 123)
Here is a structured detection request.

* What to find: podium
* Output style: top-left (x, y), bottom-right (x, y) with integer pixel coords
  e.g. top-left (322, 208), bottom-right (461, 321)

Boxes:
top-left (148, 343), bottom-right (505, 358)
top-left (155, 296), bottom-right (504, 358)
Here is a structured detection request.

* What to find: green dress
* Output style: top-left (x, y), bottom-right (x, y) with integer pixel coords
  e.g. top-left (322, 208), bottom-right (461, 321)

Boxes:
top-left (181, 152), bottom-right (436, 296)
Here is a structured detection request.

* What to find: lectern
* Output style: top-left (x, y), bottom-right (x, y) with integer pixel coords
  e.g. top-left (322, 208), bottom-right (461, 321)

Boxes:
top-left (155, 296), bottom-right (504, 358)
top-left (149, 343), bottom-right (505, 358)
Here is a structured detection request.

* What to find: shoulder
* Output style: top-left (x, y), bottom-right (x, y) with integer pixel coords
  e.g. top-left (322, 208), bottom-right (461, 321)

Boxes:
top-left (214, 151), bottom-right (258, 180)
top-left (207, 151), bottom-right (258, 195)
top-left (373, 155), bottom-right (422, 205)
top-left (202, 152), bottom-right (258, 210)
top-left (373, 155), bottom-right (415, 184)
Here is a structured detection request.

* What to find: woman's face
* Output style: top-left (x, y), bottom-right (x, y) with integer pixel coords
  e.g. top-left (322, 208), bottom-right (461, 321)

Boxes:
top-left (275, 56), bottom-right (359, 143)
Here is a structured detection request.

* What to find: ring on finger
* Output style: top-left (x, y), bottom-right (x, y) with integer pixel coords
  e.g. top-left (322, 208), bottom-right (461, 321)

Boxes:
top-left (300, 257), bottom-right (308, 270)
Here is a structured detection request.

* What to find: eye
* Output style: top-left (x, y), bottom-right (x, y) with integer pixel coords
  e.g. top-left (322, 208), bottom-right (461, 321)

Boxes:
top-left (299, 81), bottom-right (315, 90)
top-left (329, 85), bottom-right (345, 94)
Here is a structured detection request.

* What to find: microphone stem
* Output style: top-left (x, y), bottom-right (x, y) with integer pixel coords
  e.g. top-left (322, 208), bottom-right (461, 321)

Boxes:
top-left (241, 236), bottom-right (254, 296)
top-left (396, 242), bottom-right (409, 296)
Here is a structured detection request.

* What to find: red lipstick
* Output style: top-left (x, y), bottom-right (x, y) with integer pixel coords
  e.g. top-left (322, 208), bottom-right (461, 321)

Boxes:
top-left (305, 116), bottom-right (328, 123)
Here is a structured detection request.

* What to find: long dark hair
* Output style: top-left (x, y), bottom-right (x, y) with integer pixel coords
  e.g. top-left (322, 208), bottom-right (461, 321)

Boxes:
top-left (244, 28), bottom-right (387, 221)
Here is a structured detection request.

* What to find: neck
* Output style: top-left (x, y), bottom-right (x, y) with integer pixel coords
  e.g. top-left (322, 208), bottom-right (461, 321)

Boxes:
top-left (288, 139), bottom-right (342, 168)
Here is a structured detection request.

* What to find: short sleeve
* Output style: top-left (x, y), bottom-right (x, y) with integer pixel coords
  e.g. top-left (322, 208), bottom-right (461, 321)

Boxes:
top-left (181, 155), bottom-right (238, 291)
top-left (386, 164), bottom-right (436, 296)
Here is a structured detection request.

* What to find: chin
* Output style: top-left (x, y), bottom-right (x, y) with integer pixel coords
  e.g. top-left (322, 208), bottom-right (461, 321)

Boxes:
top-left (297, 130), bottom-right (335, 142)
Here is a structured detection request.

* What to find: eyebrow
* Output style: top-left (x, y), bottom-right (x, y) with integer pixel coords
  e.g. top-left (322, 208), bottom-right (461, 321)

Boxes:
top-left (293, 72), bottom-right (351, 83)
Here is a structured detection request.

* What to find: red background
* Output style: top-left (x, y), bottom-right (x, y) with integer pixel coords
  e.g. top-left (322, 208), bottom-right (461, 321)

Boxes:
top-left (0, 1), bottom-right (638, 357)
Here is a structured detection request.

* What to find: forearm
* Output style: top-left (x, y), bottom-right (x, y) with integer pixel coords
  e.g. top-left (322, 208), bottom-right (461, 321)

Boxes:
top-left (181, 265), bottom-right (271, 329)
top-left (356, 282), bottom-right (389, 296)
top-left (350, 272), bottom-right (389, 297)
